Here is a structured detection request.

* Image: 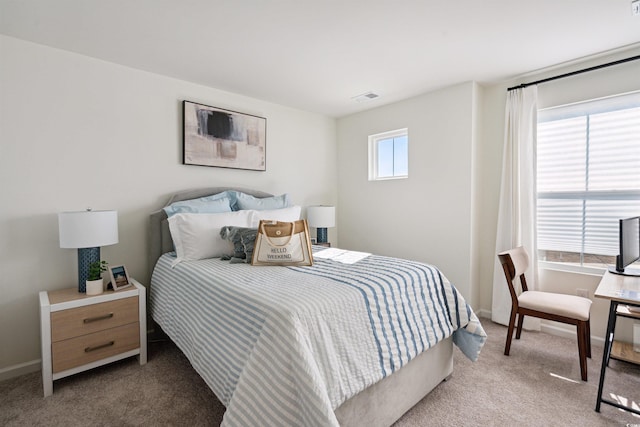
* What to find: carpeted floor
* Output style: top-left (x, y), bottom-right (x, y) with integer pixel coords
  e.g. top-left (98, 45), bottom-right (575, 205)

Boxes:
top-left (1, 320), bottom-right (638, 426)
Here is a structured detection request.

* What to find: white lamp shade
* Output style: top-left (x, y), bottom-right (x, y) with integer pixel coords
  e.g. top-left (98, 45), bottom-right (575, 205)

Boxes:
top-left (59, 210), bottom-right (119, 248)
top-left (306, 206), bottom-right (336, 228)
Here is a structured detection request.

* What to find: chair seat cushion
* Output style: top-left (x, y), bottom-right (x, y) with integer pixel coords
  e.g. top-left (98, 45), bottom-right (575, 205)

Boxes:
top-left (518, 291), bottom-right (591, 321)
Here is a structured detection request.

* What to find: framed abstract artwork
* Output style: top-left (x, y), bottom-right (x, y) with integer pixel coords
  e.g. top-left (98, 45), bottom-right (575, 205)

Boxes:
top-left (183, 100), bottom-right (266, 171)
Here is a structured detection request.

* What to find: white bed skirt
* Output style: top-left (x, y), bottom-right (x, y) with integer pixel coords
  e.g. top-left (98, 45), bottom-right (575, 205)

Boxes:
top-left (336, 336), bottom-right (453, 427)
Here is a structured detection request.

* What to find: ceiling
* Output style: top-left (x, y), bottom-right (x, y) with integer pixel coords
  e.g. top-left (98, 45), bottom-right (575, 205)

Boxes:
top-left (1, 1), bottom-right (639, 117)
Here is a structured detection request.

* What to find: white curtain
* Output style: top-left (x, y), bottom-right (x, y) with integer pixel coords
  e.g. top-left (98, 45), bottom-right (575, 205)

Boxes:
top-left (492, 86), bottom-right (540, 329)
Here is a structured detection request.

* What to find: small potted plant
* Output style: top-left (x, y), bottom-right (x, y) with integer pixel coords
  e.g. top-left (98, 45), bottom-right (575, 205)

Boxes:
top-left (86, 260), bottom-right (108, 295)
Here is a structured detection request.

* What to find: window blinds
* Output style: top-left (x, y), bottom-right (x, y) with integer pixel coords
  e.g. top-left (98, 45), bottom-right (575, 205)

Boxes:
top-left (537, 91), bottom-right (640, 259)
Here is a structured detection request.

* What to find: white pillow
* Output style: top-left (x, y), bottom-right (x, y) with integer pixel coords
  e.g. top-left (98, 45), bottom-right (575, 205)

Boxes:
top-left (168, 210), bottom-right (256, 264)
top-left (250, 206), bottom-right (302, 227)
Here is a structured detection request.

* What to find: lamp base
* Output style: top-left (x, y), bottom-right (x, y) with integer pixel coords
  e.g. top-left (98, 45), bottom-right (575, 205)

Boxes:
top-left (316, 228), bottom-right (328, 244)
top-left (78, 247), bottom-right (100, 293)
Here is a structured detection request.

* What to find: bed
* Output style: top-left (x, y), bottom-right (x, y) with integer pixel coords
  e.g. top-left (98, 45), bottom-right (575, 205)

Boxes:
top-left (148, 187), bottom-right (486, 427)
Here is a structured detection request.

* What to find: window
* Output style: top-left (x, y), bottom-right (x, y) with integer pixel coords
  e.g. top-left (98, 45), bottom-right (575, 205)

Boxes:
top-left (368, 128), bottom-right (408, 180)
top-left (537, 91), bottom-right (640, 270)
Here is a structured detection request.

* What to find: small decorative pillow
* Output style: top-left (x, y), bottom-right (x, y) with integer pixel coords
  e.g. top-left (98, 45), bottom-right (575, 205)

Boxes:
top-left (235, 192), bottom-right (290, 211)
top-left (240, 229), bottom-right (259, 263)
top-left (164, 193), bottom-right (234, 217)
top-left (220, 226), bottom-right (256, 259)
top-left (220, 226), bottom-right (258, 263)
top-left (168, 210), bottom-right (255, 264)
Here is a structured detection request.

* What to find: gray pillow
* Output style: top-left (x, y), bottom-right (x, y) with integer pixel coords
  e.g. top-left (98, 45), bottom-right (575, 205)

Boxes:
top-left (240, 229), bottom-right (258, 262)
top-left (220, 226), bottom-right (258, 263)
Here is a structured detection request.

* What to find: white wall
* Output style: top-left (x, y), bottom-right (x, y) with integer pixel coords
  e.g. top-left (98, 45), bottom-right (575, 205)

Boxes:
top-left (2, 32), bottom-right (639, 379)
top-left (337, 45), bottom-right (640, 343)
top-left (0, 35), bottom-right (338, 377)
top-left (336, 82), bottom-right (478, 303)
top-left (477, 45), bottom-right (640, 340)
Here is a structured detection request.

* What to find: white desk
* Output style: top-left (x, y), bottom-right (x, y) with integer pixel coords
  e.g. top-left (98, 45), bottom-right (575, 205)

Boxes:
top-left (594, 271), bottom-right (640, 415)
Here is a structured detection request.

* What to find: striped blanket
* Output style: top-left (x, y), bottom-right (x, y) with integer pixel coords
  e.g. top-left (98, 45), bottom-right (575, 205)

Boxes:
top-left (150, 249), bottom-right (486, 427)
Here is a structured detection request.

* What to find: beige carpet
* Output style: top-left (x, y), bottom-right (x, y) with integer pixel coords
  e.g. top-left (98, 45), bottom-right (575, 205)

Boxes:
top-left (1, 320), bottom-right (638, 426)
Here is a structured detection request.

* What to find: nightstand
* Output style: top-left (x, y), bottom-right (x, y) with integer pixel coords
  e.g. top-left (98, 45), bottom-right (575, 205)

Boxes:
top-left (39, 279), bottom-right (147, 397)
top-left (315, 242), bottom-right (331, 247)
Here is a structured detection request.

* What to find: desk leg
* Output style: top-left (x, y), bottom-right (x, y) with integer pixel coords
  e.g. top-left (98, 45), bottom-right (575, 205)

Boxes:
top-left (595, 301), bottom-right (618, 412)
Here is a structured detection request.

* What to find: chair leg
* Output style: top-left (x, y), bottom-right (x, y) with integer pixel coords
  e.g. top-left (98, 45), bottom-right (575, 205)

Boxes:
top-left (577, 321), bottom-right (588, 381)
top-left (586, 319), bottom-right (591, 358)
top-left (516, 313), bottom-right (525, 339)
top-left (505, 308), bottom-right (517, 356)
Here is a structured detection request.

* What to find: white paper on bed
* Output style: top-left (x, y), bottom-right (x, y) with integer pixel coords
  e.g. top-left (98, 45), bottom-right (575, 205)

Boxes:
top-left (313, 247), bottom-right (371, 264)
top-left (150, 250), bottom-right (486, 427)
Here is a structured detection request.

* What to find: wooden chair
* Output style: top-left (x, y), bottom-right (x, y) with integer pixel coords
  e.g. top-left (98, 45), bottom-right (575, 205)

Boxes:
top-left (498, 246), bottom-right (592, 381)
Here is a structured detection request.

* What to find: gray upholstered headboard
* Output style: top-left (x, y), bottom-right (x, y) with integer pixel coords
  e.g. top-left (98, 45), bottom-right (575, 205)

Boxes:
top-left (148, 187), bottom-right (274, 279)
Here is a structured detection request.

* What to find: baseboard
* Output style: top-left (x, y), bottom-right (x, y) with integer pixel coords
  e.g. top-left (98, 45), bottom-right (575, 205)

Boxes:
top-left (476, 309), bottom-right (492, 320)
top-left (474, 308), bottom-right (604, 345)
top-left (540, 321), bottom-right (604, 346)
top-left (0, 359), bottom-right (41, 382)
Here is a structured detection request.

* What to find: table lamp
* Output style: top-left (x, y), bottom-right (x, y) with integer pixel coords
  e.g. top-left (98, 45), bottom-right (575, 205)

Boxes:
top-left (58, 209), bottom-right (119, 293)
top-left (306, 206), bottom-right (335, 244)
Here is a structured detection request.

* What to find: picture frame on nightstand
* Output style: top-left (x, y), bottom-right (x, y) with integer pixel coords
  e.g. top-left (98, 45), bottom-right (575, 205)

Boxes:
top-left (109, 264), bottom-right (132, 290)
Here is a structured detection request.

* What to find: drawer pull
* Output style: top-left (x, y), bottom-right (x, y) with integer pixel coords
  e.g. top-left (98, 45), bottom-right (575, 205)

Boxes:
top-left (84, 341), bottom-right (115, 353)
top-left (83, 313), bottom-right (114, 323)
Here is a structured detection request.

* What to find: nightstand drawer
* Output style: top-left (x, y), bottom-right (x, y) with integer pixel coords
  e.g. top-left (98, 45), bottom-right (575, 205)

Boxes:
top-left (51, 296), bottom-right (138, 342)
top-left (52, 322), bottom-right (140, 373)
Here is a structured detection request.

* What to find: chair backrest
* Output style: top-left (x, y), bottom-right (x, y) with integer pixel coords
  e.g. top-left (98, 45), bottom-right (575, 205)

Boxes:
top-left (498, 246), bottom-right (530, 303)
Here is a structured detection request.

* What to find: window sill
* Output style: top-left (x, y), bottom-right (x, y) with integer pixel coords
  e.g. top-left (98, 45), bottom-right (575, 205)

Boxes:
top-left (369, 176), bottom-right (408, 182)
top-left (538, 261), bottom-right (607, 277)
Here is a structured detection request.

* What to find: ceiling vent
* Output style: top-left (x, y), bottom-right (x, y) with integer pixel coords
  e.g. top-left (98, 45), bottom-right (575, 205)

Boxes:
top-left (352, 91), bottom-right (380, 103)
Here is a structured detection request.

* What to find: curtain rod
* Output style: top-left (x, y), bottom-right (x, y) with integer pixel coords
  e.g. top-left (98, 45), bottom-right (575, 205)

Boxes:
top-left (507, 54), bottom-right (640, 92)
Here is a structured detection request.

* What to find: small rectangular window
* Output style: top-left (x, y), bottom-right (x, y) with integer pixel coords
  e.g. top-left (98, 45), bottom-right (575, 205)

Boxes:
top-left (368, 128), bottom-right (408, 181)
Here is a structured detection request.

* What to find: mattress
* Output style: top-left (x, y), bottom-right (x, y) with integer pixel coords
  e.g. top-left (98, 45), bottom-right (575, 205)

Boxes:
top-left (150, 248), bottom-right (486, 426)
